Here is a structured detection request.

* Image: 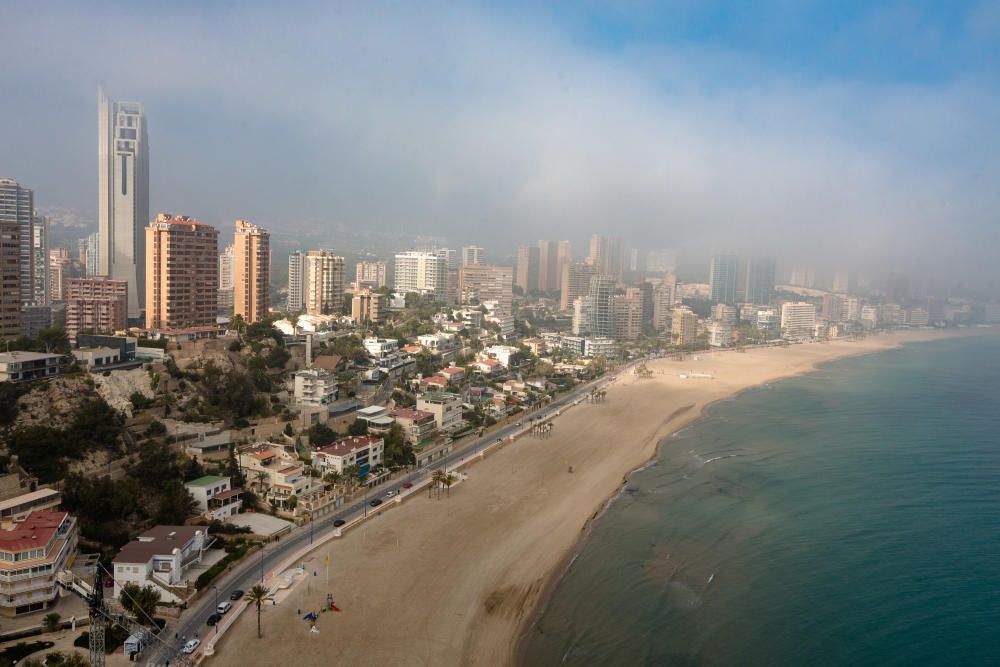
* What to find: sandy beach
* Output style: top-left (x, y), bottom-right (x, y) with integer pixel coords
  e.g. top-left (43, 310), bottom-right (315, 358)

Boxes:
top-left (209, 329), bottom-right (988, 667)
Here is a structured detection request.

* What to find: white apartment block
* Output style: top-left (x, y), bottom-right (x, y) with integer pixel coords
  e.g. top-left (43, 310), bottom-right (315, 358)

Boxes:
top-left (355, 260), bottom-right (387, 288)
top-left (781, 302), bottom-right (817, 338)
top-left (394, 251), bottom-right (448, 302)
top-left (363, 337), bottom-right (399, 358)
top-left (293, 368), bottom-right (338, 406)
top-left (311, 436), bottom-right (385, 476)
top-left (416, 391), bottom-right (464, 432)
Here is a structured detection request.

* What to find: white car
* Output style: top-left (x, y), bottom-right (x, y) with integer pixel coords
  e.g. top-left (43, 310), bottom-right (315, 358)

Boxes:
top-left (385, 490), bottom-right (395, 498)
top-left (182, 639), bottom-right (201, 654)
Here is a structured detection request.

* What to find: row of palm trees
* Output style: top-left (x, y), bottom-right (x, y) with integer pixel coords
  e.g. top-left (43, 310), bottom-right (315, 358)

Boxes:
top-left (588, 388), bottom-right (608, 402)
top-left (428, 468), bottom-right (458, 499)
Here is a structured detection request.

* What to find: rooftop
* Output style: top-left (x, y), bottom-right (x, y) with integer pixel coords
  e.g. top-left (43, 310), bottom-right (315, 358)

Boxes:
top-left (185, 475), bottom-right (229, 488)
top-left (0, 488), bottom-right (61, 514)
top-left (391, 408), bottom-right (435, 421)
top-left (0, 351), bottom-right (63, 363)
top-left (113, 525), bottom-right (205, 564)
top-left (0, 511), bottom-right (67, 553)
top-left (316, 436), bottom-right (383, 458)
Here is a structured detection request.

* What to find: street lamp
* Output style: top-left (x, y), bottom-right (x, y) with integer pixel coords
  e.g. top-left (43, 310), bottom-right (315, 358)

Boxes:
top-left (211, 585), bottom-right (220, 635)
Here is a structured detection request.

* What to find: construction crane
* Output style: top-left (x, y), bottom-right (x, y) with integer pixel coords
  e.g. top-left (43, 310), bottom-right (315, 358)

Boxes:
top-left (58, 569), bottom-right (193, 667)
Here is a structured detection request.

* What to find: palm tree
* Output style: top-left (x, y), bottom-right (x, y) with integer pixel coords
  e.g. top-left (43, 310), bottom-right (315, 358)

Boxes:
top-left (42, 611), bottom-right (61, 633)
top-left (247, 584), bottom-right (274, 639)
top-left (444, 472), bottom-right (457, 497)
top-left (431, 469), bottom-right (447, 499)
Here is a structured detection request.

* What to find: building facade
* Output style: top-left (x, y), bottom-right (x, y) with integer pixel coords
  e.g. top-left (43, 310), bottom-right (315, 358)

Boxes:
top-left (537, 240), bottom-right (559, 292)
top-left (351, 289), bottom-right (388, 324)
top-left (560, 262), bottom-right (596, 311)
top-left (65, 276), bottom-right (128, 341)
top-left (304, 250), bottom-right (346, 316)
top-left (0, 510), bottom-right (78, 617)
top-left (233, 219), bottom-right (270, 323)
top-left (144, 214), bottom-right (219, 330)
top-left (709, 254), bottom-right (739, 305)
top-left (355, 261), bottom-right (387, 289)
top-left (217, 243), bottom-right (234, 316)
top-left (287, 250), bottom-right (307, 313)
top-left (461, 246), bottom-right (483, 267)
top-left (393, 251), bottom-right (448, 302)
top-left (458, 264), bottom-right (513, 313)
top-left (780, 301), bottom-right (817, 338)
top-left (0, 180), bottom-right (26, 337)
top-left (515, 245), bottom-right (540, 293)
top-left (98, 88), bottom-right (148, 317)
top-left (671, 307), bottom-right (698, 345)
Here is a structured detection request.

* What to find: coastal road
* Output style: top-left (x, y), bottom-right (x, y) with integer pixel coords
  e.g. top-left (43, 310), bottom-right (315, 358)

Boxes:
top-left (143, 365), bottom-right (633, 666)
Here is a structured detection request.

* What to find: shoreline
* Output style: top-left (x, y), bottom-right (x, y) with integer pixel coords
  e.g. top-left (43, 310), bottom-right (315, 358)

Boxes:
top-left (210, 328), bottom-right (995, 667)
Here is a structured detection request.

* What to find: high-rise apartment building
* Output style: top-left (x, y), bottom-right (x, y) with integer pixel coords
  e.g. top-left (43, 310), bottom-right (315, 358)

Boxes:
top-left (145, 214), bottom-right (219, 330)
top-left (671, 307), bottom-right (698, 345)
top-left (47, 248), bottom-right (72, 301)
top-left (572, 296), bottom-right (594, 336)
top-left (742, 257), bottom-right (775, 306)
top-left (588, 275), bottom-right (616, 338)
top-left (652, 274), bottom-right (678, 333)
top-left (611, 289), bottom-right (643, 340)
top-left (557, 240), bottom-right (573, 270)
top-left (780, 302), bottom-right (817, 338)
top-left (0, 179), bottom-right (34, 308)
top-left (0, 180), bottom-right (23, 337)
top-left (461, 246), bottom-right (484, 267)
top-left (85, 232), bottom-right (100, 277)
top-left (218, 244), bottom-right (234, 315)
top-left (537, 240), bottom-right (559, 292)
top-left (233, 220), bottom-right (270, 323)
top-left (304, 251), bottom-right (346, 316)
top-left (351, 289), bottom-right (388, 325)
top-left (32, 213), bottom-right (49, 306)
top-left (560, 262), bottom-right (596, 311)
top-left (458, 264), bottom-right (513, 313)
top-left (587, 235), bottom-right (624, 279)
top-left (98, 88), bottom-right (148, 317)
top-left (394, 251), bottom-right (448, 302)
top-left (65, 276), bottom-right (128, 341)
top-left (355, 261), bottom-right (387, 289)
top-left (287, 250), bottom-right (307, 313)
top-left (821, 294), bottom-right (842, 321)
top-left (709, 254), bottom-right (740, 305)
top-left (515, 245), bottom-right (540, 293)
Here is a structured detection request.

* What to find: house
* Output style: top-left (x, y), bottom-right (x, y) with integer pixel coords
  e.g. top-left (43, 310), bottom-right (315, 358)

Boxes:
top-left (482, 345), bottom-right (522, 367)
top-left (502, 380), bottom-right (529, 398)
top-left (0, 488), bottom-right (62, 526)
top-left (238, 445), bottom-right (318, 510)
top-left (0, 352), bottom-right (63, 383)
top-left (521, 338), bottom-right (547, 355)
top-left (438, 366), bottom-right (465, 383)
top-left (357, 405), bottom-right (395, 435)
top-left (417, 332), bottom-right (458, 354)
top-left (112, 526), bottom-right (211, 604)
top-left (363, 337), bottom-right (398, 359)
top-left (184, 475), bottom-right (243, 521)
top-left (311, 436), bottom-right (385, 476)
top-left (416, 391), bottom-right (464, 432)
top-left (293, 368), bottom-right (338, 406)
top-left (72, 346), bottom-right (131, 370)
top-left (401, 344), bottom-right (422, 355)
top-left (472, 358), bottom-right (502, 375)
top-left (0, 510), bottom-right (77, 617)
top-left (419, 375), bottom-right (449, 391)
top-left (412, 433), bottom-right (453, 467)
top-left (391, 408), bottom-right (438, 445)
top-left (312, 354), bottom-right (343, 372)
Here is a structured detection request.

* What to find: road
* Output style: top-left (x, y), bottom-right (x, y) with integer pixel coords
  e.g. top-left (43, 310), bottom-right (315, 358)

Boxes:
top-left (143, 367), bottom-right (626, 666)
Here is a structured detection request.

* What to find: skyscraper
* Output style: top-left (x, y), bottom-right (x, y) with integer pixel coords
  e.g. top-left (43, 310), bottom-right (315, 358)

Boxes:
top-left (537, 240), bottom-right (559, 292)
top-left (557, 240), bottom-right (573, 270)
top-left (48, 248), bottom-right (72, 301)
top-left (587, 235), bottom-right (624, 280)
top-left (0, 180), bottom-right (24, 337)
top-left (304, 251), bottom-right (346, 316)
top-left (218, 244), bottom-right (234, 315)
top-left (85, 231), bottom-right (100, 277)
top-left (515, 246), bottom-right (540, 293)
top-left (233, 220), bottom-right (270, 323)
top-left (458, 264), bottom-right (513, 313)
top-left (394, 251), bottom-right (448, 302)
top-left (32, 212), bottom-right (49, 306)
top-left (588, 275), bottom-right (616, 338)
top-left (288, 250), bottom-right (307, 312)
top-left (709, 254), bottom-right (739, 305)
top-left (145, 214), bottom-right (219, 330)
top-left (742, 257), bottom-right (776, 306)
top-left (461, 246), bottom-right (484, 267)
top-left (560, 262), bottom-right (596, 311)
top-left (0, 178), bottom-right (34, 307)
top-left (355, 261), bottom-right (387, 289)
top-left (98, 88), bottom-right (148, 317)
top-left (671, 307), bottom-right (698, 345)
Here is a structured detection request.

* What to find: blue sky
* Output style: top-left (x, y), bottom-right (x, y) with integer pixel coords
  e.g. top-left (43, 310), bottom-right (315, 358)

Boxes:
top-left (2, 1), bottom-right (998, 286)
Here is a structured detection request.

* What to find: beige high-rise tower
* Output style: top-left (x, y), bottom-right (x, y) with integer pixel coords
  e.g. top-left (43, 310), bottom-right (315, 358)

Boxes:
top-left (232, 220), bottom-right (270, 323)
top-left (305, 250), bottom-right (346, 315)
top-left (145, 214), bottom-right (219, 330)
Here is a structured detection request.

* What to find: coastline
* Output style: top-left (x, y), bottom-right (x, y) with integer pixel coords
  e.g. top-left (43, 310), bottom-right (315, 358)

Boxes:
top-left (210, 328), bottom-right (994, 667)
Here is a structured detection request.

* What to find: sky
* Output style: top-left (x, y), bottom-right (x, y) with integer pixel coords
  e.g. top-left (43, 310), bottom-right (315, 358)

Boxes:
top-left (2, 1), bottom-right (999, 288)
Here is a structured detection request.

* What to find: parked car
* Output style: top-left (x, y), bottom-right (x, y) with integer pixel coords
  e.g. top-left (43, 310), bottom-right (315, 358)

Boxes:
top-left (182, 639), bottom-right (201, 654)
top-left (385, 490), bottom-right (395, 497)
top-left (402, 482), bottom-right (413, 489)
top-left (333, 519), bottom-right (346, 527)
top-left (217, 601), bottom-right (233, 615)
top-left (206, 613), bottom-right (222, 626)
top-left (369, 499), bottom-right (383, 507)
top-left (230, 589), bottom-right (244, 601)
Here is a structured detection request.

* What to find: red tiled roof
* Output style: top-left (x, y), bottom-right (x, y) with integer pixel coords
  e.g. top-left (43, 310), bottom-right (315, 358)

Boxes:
top-left (212, 489), bottom-right (242, 501)
top-left (317, 436), bottom-right (383, 457)
top-left (440, 367), bottom-right (464, 375)
top-left (0, 511), bottom-right (66, 552)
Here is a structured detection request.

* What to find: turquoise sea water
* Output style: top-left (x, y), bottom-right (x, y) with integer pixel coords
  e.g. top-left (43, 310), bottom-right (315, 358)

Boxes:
top-left (524, 335), bottom-right (1000, 666)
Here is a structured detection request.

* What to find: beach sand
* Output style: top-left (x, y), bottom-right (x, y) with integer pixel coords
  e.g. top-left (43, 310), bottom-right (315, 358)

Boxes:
top-left (209, 329), bottom-right (985, 667)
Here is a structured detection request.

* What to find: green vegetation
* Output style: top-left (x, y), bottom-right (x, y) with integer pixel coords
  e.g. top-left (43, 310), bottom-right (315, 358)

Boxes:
top-left (119, 583), bottom-right (161, 624)
top-left (247, 584), bottom-right (274, 639)
top-left (4, 328), bottom-right (71, 355)
top-left (196, 541), bottom-right (252, 590)
top-left (42, 612), bottom-right (62, 633)
top-left (307, 423), bottom-right (338, 446)
top-left (0, 641), bottom-right (55, 667)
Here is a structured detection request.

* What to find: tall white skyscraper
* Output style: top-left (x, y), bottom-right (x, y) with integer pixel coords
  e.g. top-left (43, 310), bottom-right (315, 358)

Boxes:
top-left (32, 212), bottom-right (49, 306)
top-left (85, 231), bottom-right (100, 277)
top-left (98, 87), bottom-right (148, 318)
top-left (288, 250), bottom-right (307, 312)
top-left (394, 251), bottom-right (448, 302)
top-left (218, 244), bottom-right (234, 315)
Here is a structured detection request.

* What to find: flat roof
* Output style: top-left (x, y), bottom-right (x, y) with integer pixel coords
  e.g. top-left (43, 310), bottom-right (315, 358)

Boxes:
top-left (0, 351), bottom-right (63, 363)
top-left (0, 488), bottom-right (60, 513)
top-left (186, 475), bottom-right (229, 488)
top-left (0, 511), bottom-right (67, 552)
top-left (114, 526), bottom-right (205, 564)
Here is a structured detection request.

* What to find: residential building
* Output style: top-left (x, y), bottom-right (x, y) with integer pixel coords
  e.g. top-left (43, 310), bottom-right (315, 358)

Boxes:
top-left (712, 303), bottom-right (738, 325)
top-left (756, 309), bottom-right (780, 337)
top-left (438, 366), bottom-right (466, 384)
top-left (112, 526), bottom-right (210, 604)
top-left (355, 261), bottom-right (387, 289)
top-left (351, 289), bottom-right (388, 324)
top-left (482, 344), bottom-right (522, 367)
top-left (0, 510), bottom-right (78, 617)
top-left (0, 489), bottom-right (62, 525)
top-left (287, 250), bottom-right (307, 312)
top-left (238, 445), bottom-right (317, 510)
top-left (304, 250), bottom-right (346, 316)
top-left (0, 180), bottom-right (25, 336)
top-left (98, 88), bottom-right (148, 317)
top-left (583, 337), bottom-right (616, 358)
top-left (85, 231), bottom-right (100, 277)
top-left (0, 352), bottom-right (63, 382)
top-left (611, 291), bottom-right (643, 340)
top-left (537, 240), bottom-right (559, 292)
top-left (416, 391), bottom-right (464, 432)
top-left (671, 307), bottom-right (698, 345)
top-left (841, 296), bottom-right (861, 322)
top-left (461, 246), bottom-right (484, 267)
top-left (391, 408), bottom-right (438, 445)
top-left (458, 264), bottom-right (513, 313)
top-left (709, 254), bottom-right (739, 305)
top-left (589, 275), bottom-right (616, 338)
top-left (0, 179), bottom-right (34, 307)
top-left (293, 368), bottom-right (338, 406)
top-left (781, 302), bottom-right (817, 338)
top-left (363, 337), bottom-right (398, 358)
top-left (231, 220), bottom-right (270, 323)
top-left (515, 245), bottom-right (540, 293)
top-left (709, 321), bottom-right (733, 347)
top-left (742, 257), bottom-right (775, 305)
top-left (560, 262), bottom-right (596, 311)
top-left (77, 334), bottom-right (137, 363)
top-left (821, 294), bottom-right (842, 321)
top-left (906, 307), bottom-right (929, 327)
top-left (20, 306), bottom-right (51, 338)
top-left (184, 475), bottom-right (243, 521)
top-left (394, 251), bottom-right (448, 302)
top-left (652, 274), bottom-right (678, 333)
top-left (31, 213), bottom-right (48, 306)
top-left (311, 436), bottom-right (385, 476)
top-left (47, 248), bottom-right (72, 301)
top-left (217, 243), bottom-right (234, 316)
top-left (587, 235), bottom-right (624, 279)
top-left (557, 240), bottom-right (573, 273)
top-left (65, 276), bottom-right (128, 341)
top-left (418, 332), bottom-right (459, 354)
top-left (144, 214), bottom-right (219, 330)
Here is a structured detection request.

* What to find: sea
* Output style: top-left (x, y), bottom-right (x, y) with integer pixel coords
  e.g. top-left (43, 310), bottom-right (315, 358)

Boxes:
top-left (524, 334), bottom-right (1000, 666)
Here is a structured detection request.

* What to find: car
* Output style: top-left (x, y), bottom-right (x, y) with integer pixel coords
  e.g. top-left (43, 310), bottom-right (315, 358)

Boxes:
top-left (333, 519), bottom-right (346, 527)
top-left (402, 482), bottom-right (413, 489)
top-left (515, 422), bottom-right (522, 426)
top-left (217, 601), bottom-right (233, 615)
top-left (206, 613), bottom-right (222, 626)
top-left (105, 576), bottom-right (114, 588)
top-left (369, 498), bottom-right (383, 507)
top-left (181, 639), bottom-right (201, 654)
top-left (230, 589), bottom-right (244, 601)
top-left (385, 490), bottom-right (395, 497)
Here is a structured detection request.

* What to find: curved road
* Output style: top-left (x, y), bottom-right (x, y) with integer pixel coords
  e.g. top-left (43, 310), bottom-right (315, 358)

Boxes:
top-left (144, 366), bottom-right (630, 666)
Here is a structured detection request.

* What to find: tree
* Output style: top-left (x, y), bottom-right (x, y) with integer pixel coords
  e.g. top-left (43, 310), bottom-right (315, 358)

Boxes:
top-left (307, 423), bottom-right (338, 447)
top-left (226, 444), bottom-right (245, 487)
top-left (346, 419), bottom-right (368, 436)
top-left (42, 611), bottom-right (62, 633)
top-left (431, 469), bottom-right (447, 499)
top-left (444, 472), bottom-right (457, 497)
top-left (120, 583), bottom-right (161, 624)
top-left (283, 422), bottom-right (295, 437)
top-left (247, 584), bottom-right (274, 638)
